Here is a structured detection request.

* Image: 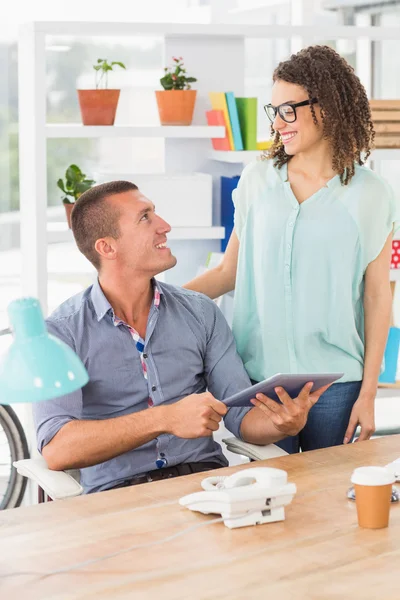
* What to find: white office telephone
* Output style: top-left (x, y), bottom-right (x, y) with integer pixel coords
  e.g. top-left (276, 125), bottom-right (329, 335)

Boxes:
top-left (179, 467), bottom-right (296, 529)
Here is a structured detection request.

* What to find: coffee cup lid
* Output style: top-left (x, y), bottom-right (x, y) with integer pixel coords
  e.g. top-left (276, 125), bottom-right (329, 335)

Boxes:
top-left (351, 466), bottom-right (395, 486)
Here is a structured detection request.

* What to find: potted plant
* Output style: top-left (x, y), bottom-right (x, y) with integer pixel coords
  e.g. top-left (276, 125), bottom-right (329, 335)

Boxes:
top-left (57, 164), bottom-right (96, 228)
top-left (156, 57), bottom-right (197, 126)
top-left (77, 58), bottom-right (126, 126)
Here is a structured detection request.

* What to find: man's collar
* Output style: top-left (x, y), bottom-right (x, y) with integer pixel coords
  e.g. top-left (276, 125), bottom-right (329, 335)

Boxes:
top-left (91, 279), bottom-right (113, 322)
top-left (91, 278), bottom-right (164, 322)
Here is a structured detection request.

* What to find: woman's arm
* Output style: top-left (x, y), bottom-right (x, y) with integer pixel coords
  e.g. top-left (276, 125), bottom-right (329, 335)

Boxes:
top-left (183, 230), bottom-right (239, 299)
top-left (343, 232), bottom-right (393, 443)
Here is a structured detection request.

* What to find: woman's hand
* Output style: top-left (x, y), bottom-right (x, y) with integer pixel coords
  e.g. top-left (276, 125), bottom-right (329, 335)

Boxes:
top-left (250, 382), bottom-right (331, 438)
top-left (343, 394), bottom-right (375, 443)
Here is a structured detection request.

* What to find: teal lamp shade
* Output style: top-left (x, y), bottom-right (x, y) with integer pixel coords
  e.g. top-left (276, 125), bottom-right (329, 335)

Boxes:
top-left (0, 298), bottom-right (88, 404)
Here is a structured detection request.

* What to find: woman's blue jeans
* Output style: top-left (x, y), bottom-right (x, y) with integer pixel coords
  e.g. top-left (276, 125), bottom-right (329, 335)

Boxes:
top-left (272, 381), bottom-right (362, 454)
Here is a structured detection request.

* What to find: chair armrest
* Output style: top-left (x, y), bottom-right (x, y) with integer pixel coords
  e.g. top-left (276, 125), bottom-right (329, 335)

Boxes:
top-left (222, 437), bottom-right (289, 461)
top-left (13, 457), bottom-right (83, 500)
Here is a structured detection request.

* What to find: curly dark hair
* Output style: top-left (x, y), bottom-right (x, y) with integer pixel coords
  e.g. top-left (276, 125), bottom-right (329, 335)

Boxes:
top-left (266, 45), bottom-right (375, 185)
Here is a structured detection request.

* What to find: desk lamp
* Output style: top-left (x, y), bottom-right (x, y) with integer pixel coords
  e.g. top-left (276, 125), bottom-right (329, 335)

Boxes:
top-left (0, 297), bottom-right (88, 404)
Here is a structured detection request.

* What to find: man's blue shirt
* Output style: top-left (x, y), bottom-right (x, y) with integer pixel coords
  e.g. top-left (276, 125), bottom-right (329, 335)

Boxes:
top-left (33, 280), bottom-right (252, 493)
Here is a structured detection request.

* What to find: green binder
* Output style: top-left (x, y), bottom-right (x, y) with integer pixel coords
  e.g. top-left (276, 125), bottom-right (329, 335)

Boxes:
top-left (235, 97), bottom-right (257, 150)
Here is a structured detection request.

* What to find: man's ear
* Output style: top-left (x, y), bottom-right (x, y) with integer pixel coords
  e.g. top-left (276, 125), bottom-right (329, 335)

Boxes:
top-left (94, 237), bottom-right (117, 262)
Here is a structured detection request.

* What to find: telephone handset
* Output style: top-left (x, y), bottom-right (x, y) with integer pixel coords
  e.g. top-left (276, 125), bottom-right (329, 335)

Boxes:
top-left (201, 467), bottom-right (289, 491)
top-left (179, 467), bottom-right (296, 529)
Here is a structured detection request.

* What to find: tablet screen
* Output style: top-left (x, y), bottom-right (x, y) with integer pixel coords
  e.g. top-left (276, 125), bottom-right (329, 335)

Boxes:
top-left (224, 372), bottom-right (344, 408)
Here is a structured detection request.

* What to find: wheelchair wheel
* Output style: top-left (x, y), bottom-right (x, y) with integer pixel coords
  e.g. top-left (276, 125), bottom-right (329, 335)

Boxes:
top-left (0, 405), bottom-right (29, 509)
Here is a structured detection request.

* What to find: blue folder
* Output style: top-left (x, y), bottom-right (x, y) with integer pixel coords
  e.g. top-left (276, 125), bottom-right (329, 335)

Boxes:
top-left (220, 175), bottom-right (240, 252)
top-left (379, 326), bottom-right (400, 384)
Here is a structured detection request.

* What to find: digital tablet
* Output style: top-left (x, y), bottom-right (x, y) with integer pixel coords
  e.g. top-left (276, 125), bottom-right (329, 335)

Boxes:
top-left (224, 372), bottom-right (344, 408)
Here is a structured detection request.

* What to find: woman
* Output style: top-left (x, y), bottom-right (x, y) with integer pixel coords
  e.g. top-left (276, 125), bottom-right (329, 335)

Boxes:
top-left (185, 45), bottom-right (399, 453)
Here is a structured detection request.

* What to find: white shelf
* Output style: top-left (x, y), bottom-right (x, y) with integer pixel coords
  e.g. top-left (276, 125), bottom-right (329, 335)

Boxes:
top-left (210, 148), bottom-right (400, 165)
top-left (26, 22), bottom-right (400, 41)
top-left (209, 150), bottom-right (262, 164)
top-left (372, 149), bottom-right (400, 161)
top-left (390, 269), bottom-right (400, 281)
top-left (46, 124), bottom-right (225, 139)
top-left (47, 223), bottom-right (225, 244)
top-left (170, 227), bottom-right (225, 240)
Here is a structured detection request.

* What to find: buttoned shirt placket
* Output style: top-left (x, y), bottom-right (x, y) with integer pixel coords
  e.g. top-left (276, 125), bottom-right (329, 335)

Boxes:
top-left (113, 285), bottom-right (167, 469)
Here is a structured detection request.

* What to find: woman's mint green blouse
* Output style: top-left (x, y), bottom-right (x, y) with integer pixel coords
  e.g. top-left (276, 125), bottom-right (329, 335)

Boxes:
top-left (232, 159), bottom-right (399, 383)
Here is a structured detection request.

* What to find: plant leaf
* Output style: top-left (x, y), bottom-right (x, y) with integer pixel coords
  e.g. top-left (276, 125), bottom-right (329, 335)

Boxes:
top-left (111, 61), bottom-right (126, 69)
top-left (160, 75), bottom-right (173, 90)
top-left (75, 181), bottom-right (94, 194)
top-left (66, 164), bottom-right (83, 183)
top-left (57, 179), bottom-right (66, 193)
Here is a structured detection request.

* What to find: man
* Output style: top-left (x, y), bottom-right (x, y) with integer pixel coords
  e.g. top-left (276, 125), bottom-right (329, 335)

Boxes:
top-left (33, 181), bottom-right (328, 494)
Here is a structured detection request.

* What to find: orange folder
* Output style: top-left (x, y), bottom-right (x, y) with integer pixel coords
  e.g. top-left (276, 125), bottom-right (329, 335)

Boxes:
top-left (206, 109), bottom-right (231, 151)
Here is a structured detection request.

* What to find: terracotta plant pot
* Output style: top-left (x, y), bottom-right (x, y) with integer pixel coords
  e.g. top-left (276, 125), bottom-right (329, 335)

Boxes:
top-left (155, 90), bottom-right (197, 126)
top-left (77, 89), bottom-right (121, 125)
top-left (64, 202), bottom-right (74, 229)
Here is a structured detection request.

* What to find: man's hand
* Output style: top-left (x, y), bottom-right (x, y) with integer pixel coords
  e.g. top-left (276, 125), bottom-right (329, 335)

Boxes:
top-left (250, 382), bottom-right (331, 437)
top-left (166, 392), bottom-right (228, 439)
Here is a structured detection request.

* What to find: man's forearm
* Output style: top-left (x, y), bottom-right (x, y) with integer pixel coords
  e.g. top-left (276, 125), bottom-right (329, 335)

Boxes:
top-left (239, 408), bottom-right (286, 445)
top-left (42, 406), bottom-right (170, 471)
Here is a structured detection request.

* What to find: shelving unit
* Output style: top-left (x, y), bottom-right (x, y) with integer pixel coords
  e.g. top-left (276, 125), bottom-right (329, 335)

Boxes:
top-left (18, 21), bottom-right (400, 315)
top-left (373, 149), bottom-right (400, 160)
top-left (390, 270), bottom-right (400, 281)
top-left (46, 124), bottom-right (225, 139)
top-left (209, 147), bottom-right (400, 164)
top-left (209, 150), bottom-right (261, 164)
top-left (378, 381), bottom-right (400, 390)
top-left (21, 21), bottom-right (400, 40)
top-left (47, 223), bottom-right (225, 244)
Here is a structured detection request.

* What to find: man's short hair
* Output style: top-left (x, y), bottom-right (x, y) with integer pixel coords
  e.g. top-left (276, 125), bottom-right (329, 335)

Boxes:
top-left (71, 180), bottom-right (138, 270)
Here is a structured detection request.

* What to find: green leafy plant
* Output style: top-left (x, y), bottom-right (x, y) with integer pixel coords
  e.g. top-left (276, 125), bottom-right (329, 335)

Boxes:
top-left (160, 57), bottom-right (197, 91)
top-left (57, 164), bottom-right (96, 205)
top-left (93, 58), bottom-right (126, 89)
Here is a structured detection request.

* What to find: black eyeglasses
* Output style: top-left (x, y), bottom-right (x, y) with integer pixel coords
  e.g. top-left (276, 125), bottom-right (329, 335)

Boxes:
top-left (264, 98), bottom-right (318, 124)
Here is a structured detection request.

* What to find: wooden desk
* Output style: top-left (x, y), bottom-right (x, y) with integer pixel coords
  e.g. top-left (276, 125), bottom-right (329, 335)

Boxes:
top-left (1, 436), bottom-right (400, 600)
